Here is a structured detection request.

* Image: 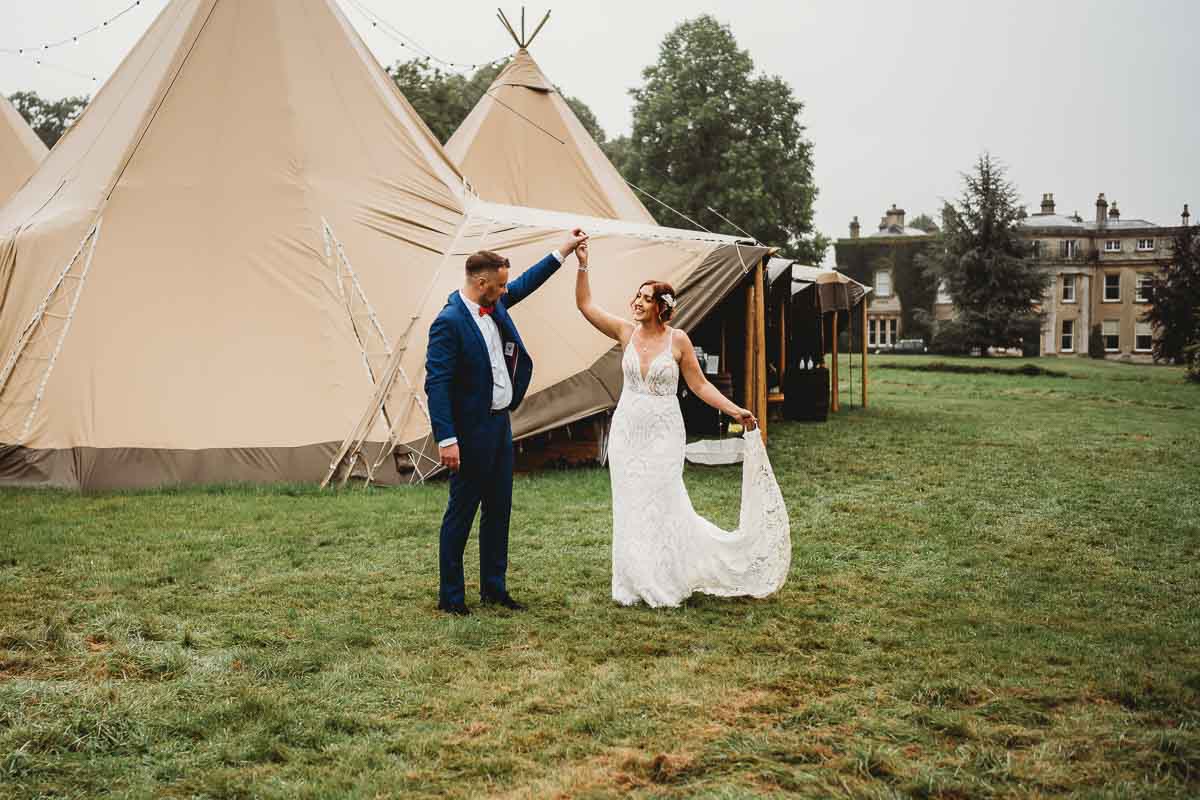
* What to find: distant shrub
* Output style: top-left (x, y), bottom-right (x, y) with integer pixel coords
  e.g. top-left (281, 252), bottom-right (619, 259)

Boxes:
top-left (928, 319), bottom-right (972, 356)
top-left (877, 362), bottom-right (1069, 378)
top-left (1088, 324), bottom-right (1105, 359)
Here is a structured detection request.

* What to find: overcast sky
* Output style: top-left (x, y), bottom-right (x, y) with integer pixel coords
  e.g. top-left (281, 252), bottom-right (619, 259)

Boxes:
top-left (3, 0), bottom-right (1197, 263)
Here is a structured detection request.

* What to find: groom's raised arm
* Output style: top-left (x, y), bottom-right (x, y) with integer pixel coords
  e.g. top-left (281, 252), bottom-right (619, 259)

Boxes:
top-left (504, 228), bottom-right (588, 308)
top-left (503, 251), bottom-right (562, 309)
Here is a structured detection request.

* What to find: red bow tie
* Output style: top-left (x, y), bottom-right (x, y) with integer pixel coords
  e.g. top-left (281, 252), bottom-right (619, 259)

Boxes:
top-left (478, 305), bottom-right (495, 317)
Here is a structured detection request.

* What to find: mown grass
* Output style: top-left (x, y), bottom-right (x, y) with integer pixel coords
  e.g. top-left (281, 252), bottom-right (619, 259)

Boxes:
top-left (1, 355), bottom-right (1198, 798)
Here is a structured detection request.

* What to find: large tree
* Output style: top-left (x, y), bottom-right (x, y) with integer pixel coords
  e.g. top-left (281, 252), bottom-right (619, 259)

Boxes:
top-left (8, 90), bottom-right (88, 149)
top-left (388, 57), bottom-right (606, 145)
top-left (622, 15), bottom-right (826, 262)
top-left (1143, 222), bottom-right (1200, 378)
top-left (919, 155), bottom-right (1046, 354)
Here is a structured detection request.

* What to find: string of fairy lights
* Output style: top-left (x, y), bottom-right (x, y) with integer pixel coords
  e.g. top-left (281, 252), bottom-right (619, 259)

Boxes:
top-left (343, 0), bottom-right (510, 73)
top-left (0, 0), bottom-right (512, 91)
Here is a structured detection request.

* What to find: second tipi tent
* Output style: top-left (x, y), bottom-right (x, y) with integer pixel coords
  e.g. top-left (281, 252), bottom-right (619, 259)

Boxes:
top-left (445, 29), bottom-right (656, 224)
top-left (0, 92), bottom-right (47, 207)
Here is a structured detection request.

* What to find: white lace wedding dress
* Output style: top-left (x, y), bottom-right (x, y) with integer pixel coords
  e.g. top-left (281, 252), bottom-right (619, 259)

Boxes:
top-left (607, 329), bottom-right (791, 607)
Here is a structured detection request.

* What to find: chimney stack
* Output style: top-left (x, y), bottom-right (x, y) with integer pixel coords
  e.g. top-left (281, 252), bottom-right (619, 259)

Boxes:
top-left (884, 204), bottom-right (906, 230)
top-left (1040, 193), bottom-right (1056, 215)
top-left (1184, 204), bottom-right (1191, 227)
top-left (1096, 193), bottom-right (1108, 226)
top-left (849, 216), bottom-right (860, 239)
top-left (1108, 202), bottom-right (1120, 221)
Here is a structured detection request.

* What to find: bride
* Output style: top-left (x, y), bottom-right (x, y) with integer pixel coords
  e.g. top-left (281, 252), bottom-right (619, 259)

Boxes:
top-left (574, 241), bottom-right (791, 607)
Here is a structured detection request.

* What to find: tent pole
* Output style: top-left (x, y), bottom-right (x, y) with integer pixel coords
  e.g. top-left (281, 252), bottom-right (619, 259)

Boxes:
top-left (743, 281), bottom-right (754, 419)
top-left (778, 290), bottom-right (787, 385)
top-left (831, 310), bottom-right (840, 412)
top-left (849, 309), bottom-right (854, 408)
top-left (861, 301), bottom-right (869, 408)
top-left (755, 257), bottom-right (768, 443)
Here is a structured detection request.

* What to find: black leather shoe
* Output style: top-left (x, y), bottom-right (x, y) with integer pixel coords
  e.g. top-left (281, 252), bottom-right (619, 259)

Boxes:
top-left (437, 601), bottom-right (471, 616)
top-left (480, 592), bottom-right (526, 611)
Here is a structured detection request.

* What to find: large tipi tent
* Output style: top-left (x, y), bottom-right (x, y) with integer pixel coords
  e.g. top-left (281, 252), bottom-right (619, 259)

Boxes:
top-left (444, 17), bottom-right (656, 224)
top-left (0, 0), bottom-right (765, 489)
top-left (0, 92), bottom-right (47, 206)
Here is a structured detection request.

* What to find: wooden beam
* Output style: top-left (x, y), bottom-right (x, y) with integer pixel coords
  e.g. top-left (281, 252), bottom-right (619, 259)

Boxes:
top-left (526, 10), bottom-right (551, 47)
top-left (831, 310), bottom-right (840, 412)
top-left (496, 10), bottom-right (522, 48)
top-left (778, 291), bottom-right (787, 386)
top-left (743, 282), bottom-right (754, 418)
top-left (755, 258), bottom-right (768, 442)
top-left (861, 301), bottom-right (869, 409)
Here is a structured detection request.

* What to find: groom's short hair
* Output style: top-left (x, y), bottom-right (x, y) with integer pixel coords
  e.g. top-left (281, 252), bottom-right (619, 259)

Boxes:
top-left (465, 250), bottom-right (510, 276)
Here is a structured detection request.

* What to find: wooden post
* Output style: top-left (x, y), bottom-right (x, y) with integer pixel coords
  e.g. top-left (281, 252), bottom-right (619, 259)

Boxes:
top-left (831, 310), bottom-right (840, 412)
top-left (861, 301), bottom-right (869, 409)
top-left (778, 292), bottom-right (787, 384)
top-left (755, 258), bottom-right (768, 442)
top-left (743, 282), bottom-right (755, 416)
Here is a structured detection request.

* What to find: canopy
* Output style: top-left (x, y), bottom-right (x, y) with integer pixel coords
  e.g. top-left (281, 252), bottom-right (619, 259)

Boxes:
top-left (0, 92), bottom-right (47, 206)
top-left (0, 0), bottom-right (764, 489)
top-left (768, 258), bottom-right (871, 310)
top-left (445, 48), bottom-right (657, 224)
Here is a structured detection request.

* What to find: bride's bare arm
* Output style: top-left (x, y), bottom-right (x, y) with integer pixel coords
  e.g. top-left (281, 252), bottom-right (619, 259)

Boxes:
top-left (677, 330), bottom-right (758, 430)
top-left (575, 242), bottom-right (630, 342)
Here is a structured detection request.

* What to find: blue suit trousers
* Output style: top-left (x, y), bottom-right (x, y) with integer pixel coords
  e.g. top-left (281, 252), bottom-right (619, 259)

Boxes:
top-left (438, 411), bottom-right (514, 606)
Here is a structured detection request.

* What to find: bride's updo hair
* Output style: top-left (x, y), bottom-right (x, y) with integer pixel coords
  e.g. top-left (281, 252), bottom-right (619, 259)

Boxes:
top-left (635, 280), bottom-right (677, 323)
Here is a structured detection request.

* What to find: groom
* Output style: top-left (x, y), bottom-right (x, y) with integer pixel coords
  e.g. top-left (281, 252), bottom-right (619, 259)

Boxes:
top-left (425, 229), bottom-right (589, 615)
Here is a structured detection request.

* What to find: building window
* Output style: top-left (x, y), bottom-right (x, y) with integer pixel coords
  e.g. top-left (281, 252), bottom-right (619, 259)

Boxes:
top-left (1061, 319), bottom-right (1074, 353)
top-left (1105, 239), bottom-right (1122, 253)
top-left (1135, 321), bottom-right (1153, 352)
top-left (874, 270), bottom-right (892, 297)
top-left (1135, 273), bottom-right (1152, 303)
top-left (1030, 240), bottom-right (1042, 259)
top-left (1137, 238), bottom-right (1155, 252)
top-left (868, 318), bottom-right (877, 346)
top-left (936, 280), bottom-right (952, 304)
top-left (1060, 240), bottom-right (1079, 258)
top-left (1102, 319), bottom-right (1120, 352)
top-left (1104, 273), bottom-right (1121, 302)
top-left (887, 318), bottom-right (898, 344)
top-left (1061, 274), bottom-right (1076, 303)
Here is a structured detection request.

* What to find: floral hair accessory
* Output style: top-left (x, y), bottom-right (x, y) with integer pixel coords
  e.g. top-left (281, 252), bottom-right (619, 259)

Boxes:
top-left (661, 293), bottom-right (676, 309)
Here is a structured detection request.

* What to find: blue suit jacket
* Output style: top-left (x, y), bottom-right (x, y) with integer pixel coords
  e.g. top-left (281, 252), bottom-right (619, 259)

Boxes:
top-left (424, 253), bottom-right (562, 447)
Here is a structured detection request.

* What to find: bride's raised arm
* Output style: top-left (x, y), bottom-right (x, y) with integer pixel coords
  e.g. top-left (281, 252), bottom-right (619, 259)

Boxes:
top-left (574, 242), bottom-right (631, 342)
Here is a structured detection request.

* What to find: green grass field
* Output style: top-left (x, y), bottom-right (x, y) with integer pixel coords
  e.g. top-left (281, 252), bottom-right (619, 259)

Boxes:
top-left (2, 355), bottom-right (1198, 798)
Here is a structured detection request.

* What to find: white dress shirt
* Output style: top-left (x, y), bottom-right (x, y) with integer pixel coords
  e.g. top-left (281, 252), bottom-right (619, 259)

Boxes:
top-left (438, 251), bottom-right (563, 448)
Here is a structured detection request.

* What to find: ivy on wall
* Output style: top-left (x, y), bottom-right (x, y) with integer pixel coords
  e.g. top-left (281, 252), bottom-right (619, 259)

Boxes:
top-left (834, 237), bottom-right (940, 339)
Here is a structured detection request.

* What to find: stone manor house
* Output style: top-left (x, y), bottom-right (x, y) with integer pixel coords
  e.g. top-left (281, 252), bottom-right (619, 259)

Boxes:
top-left (835, 195), bottom-right (1193, 359)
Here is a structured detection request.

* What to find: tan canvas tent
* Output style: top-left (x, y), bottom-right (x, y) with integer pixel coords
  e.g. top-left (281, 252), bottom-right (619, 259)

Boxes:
top-left (0, 92), bottom-right (47, 207)
top-left (0, 0), bottom-right (765, 489)
top-left (445, 46), bottom-right (656, 224)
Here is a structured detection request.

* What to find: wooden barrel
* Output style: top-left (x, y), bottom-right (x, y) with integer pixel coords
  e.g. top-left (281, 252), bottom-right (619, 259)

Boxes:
top-left (783, 366), bottom-right (829, 422)
top-left (681, 372), bottom-right (733, 436)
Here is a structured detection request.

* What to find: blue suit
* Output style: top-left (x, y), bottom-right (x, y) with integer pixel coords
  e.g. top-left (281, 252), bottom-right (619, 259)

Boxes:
top-left (424, 253), bottom-right (562, 606)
